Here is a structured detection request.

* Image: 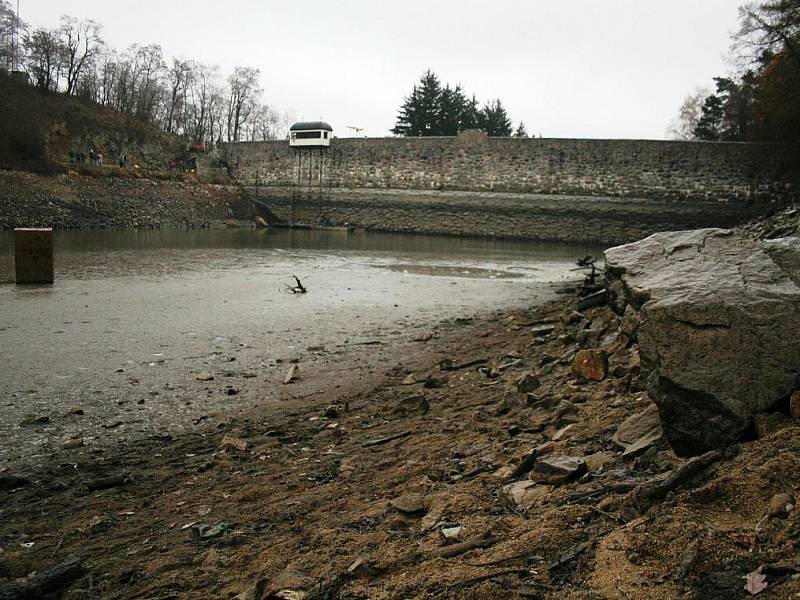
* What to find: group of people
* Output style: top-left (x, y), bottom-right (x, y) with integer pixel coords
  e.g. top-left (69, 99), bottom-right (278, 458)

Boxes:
top-left (68, 149), bottom-right (129, 168)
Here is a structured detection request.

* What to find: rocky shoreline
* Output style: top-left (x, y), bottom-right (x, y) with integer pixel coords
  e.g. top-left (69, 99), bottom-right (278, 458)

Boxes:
top-left (0, 169), bottom-right (249, 230)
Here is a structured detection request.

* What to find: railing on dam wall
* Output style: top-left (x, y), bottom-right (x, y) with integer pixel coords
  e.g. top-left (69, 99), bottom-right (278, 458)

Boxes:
top-left (220, 131), bottom-right (799, 204)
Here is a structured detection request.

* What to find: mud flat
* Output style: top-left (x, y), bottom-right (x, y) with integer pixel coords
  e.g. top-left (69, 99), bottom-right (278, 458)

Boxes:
top-left (2, 217), bottom-right (799, 599)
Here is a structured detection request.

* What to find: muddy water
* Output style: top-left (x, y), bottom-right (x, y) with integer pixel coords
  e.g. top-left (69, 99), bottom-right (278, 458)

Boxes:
top-left (0, 229), bottom-right (603, 468)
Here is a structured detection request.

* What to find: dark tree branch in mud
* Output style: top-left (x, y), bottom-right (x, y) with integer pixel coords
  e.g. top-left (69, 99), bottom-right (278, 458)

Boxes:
top-left (439, 357), bottom-right (488, 371)
top-left (0, 556), bottom-right (84, 600)
top-left (361, 430), bottom-right (412, 447)
top-left (628, 450), bottom-right (721, 512)
top-left (285, 275), bottom-right (308, 294)
top-left (444, 568), bottom-right (529, 593)
top-left (576, 289), bottom-right (607, 310)
top-left (430, 534), bottom-right (497, 559)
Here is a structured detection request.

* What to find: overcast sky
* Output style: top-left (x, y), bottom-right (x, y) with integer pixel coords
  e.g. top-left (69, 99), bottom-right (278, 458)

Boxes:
top-left (20, 0), bottom-right (742, 139)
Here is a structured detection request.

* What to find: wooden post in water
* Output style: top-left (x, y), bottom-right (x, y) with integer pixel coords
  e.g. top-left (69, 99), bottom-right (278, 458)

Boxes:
top-left (15, 228), bottom-right (54, 284)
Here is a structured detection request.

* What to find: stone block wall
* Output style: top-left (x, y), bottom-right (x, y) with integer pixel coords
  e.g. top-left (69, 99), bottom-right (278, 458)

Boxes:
top-left (252, 187), bottom-right (772, 244)
top-left (223, 132), bottom-right (798, 202)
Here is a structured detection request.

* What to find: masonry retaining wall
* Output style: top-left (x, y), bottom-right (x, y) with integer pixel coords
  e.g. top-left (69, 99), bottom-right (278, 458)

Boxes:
top-left (222, 132), bottom-right (798, 242)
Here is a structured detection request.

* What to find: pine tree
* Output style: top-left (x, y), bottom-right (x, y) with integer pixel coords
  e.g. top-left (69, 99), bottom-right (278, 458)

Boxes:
top-left (437, 84), bottom-right (469, 135)
top-left (480, 99), bottom-right (513, 136)
top-left (392, 70), bottom-right (443, 136)
top-left (392, 72), bottom-right (517, 137)
top-left (391, 84), bottom-right (421, 136)
top-left (514, 121), bottom-right (529, 138)
top-left (460, 94), bottom-right (481, 130)
top-left (694, 94), bottom-right (725, 140)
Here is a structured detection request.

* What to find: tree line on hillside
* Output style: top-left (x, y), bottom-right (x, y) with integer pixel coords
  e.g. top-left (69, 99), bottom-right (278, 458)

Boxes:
top-left (668, 0), bottom-right (800, 143)
top-left (0, 1), bottom-right (292, 145)
top-left (392, 70), bottom-right (529, 137)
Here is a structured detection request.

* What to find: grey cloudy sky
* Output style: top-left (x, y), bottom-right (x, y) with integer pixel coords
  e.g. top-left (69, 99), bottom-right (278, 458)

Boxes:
top-left (21, 0), bottom-right (742, 139)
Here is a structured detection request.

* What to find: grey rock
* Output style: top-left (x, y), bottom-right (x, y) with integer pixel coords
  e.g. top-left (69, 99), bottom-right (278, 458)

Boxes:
top-left (612, 403), bottom-right (663, 457)
top-left (605, 229), bottom-right (800, 456)
top-left (394, 394), bottom-right (430, 415)
top-left (530, 456), bottom-right (587, 485)
top-left (516, 372), bottom-right (540, 393)
top-left (389, 493), bottom-right (426, 514)
top-left (502, 480), bottom-right (550, 511)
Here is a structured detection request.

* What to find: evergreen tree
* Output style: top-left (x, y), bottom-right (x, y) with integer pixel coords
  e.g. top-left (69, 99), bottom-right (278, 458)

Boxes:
top-left (437, 84), bottom-right (469, 135)
top-left (460, 94), bottom-right (481, 130)
top-left (391, 83), bottom-right (421, 136)
top-left (392, 72), bottom-right (517, 137)
top-left (514, 121), bottom-right (529, 138)
top-left (392, 70), bottom-right (442, 136)
top-left (693, 77), bottom-right (755, 141)
top-left (694, 94), bottom-right (725, 140)
top-left (479, 99), bottom-right (513, 136)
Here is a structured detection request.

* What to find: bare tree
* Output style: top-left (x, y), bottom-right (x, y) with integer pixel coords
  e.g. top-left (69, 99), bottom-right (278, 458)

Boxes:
top-left (23, 27), bottom-right (62, 91)
top-left (164, 57), bottom-right (192, 134)
top-left (59, 16), bottom-right (103, 95)
top-left (6, 6), bottom-right (289, 147)
top-left (735, 1), bottom-right (800, 63)
top-left (129, 44), bottom-right (165, 122)
top-left (226, 66), bottom-right (261, 142)
top-left (666, 87), bottom-right (710, 140)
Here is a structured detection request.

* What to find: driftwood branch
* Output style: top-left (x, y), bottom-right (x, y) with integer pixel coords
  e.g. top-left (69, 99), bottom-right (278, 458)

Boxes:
top-left (0, 556), bottom-right (84, 600)
top-left (628, 450), bottom-right (721, 512)
top-left (431, 534), bottom-right (497, 559)
top-left (361, 431), bottom-right (412, 448)
top-left (444, 568), bottom-right (528, 593)
top-left (285, 275), bottom-right (308, 294)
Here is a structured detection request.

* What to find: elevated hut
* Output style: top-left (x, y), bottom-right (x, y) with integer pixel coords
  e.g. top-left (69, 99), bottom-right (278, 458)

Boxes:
top-left (289, 121), bottom-right (333, 147)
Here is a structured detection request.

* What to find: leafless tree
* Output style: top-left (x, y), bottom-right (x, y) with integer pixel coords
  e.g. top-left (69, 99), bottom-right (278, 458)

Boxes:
top-left (23, 27), bottom-right (62, 91)
top-left (735, 1), bottom-right (800, 63)
top-left (164, 58), bottom-right (192, 134)
top-left (59, 16), bottom-right (103, 96)
top-left (226, 66), bottom-right (261, 142)
top-left (666, 87), bottom-right (710, 140)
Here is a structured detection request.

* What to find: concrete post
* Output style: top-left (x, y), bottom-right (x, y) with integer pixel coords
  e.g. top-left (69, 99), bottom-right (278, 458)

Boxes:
top-left (14, 228), bottom-right (54, 284)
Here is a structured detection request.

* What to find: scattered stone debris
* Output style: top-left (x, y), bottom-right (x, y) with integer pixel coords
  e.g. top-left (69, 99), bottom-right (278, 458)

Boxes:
top-left (394, 394), bottom-right (429, 415)
top-left (191, 522), bottom-right (230, 540)
top-left (572, 349), bottom-right (607, 381)
top-left (744, 565), bottom-right (769, 596)
top-left (440, 525), bottom-right (464, 543)
top-left (612, 402), bottom-right (663, 457)
top-left (768, 493), bottom-right (796, 519)
top-left (220, 435), bottom-right (248, 452)
top-left (502, 480), bottom-right (550, 511)
top-left (389, 493), bottom-right (425, 515)
top-left (62, 438), bottom-right (84, 450)
top-left (531, 456), bottom-right (587, 485)
top-left (196, 371), bottom-right (214, 381)
top-left (283, 364), bottom-right (300, 384)
top-left (515, 372), bottom-right (540, 393)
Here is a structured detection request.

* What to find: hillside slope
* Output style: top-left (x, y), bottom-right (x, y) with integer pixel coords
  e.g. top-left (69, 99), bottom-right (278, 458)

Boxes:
top-left (0, 74), bottom-right (181, 173)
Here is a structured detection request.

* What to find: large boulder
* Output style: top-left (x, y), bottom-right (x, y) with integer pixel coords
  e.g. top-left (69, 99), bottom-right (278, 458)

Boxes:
top-left (605, 229), bottom-right (800, 456)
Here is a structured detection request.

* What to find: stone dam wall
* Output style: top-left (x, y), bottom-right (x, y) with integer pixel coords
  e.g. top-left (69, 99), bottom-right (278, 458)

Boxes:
top-left (222, 132), bottom-right (798, 201)
top-left (247, 187), bottom-right (771, 244)
top-left (220, 132), bottom-right (799, 242)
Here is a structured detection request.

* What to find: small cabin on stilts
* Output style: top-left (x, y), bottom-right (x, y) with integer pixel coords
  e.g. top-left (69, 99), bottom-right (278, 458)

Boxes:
top-left (289, 121), bottom-right (333, 147)
top-left (286, 121), bottom-right (349, 230)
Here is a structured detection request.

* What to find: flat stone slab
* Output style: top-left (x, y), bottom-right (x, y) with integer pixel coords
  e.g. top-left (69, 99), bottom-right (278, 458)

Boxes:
top-left (605, 229), bottom-right (800, 456)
